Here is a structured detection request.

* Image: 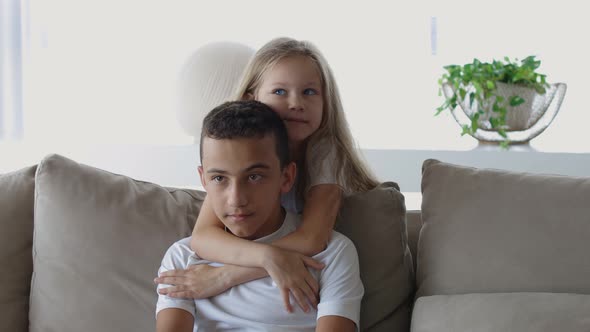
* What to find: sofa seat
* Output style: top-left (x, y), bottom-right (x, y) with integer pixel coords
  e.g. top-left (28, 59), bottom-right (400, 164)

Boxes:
top-left (412, 292), bottom-right (590, 332)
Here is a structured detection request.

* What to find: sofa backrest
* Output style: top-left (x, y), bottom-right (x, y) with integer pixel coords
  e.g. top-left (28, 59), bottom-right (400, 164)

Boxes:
top-left (0, 165), bottom-right (37, 332)
top-left (29, 154), bottom-right (205, 332)
top-left (336, 182), bottom-right (414, 331)
top-left (25, 154), bottom-right (414, 332)
top-left (417, 159), bottom-right (590, 297)
top-left (405, 210), bottom-right (422, 273)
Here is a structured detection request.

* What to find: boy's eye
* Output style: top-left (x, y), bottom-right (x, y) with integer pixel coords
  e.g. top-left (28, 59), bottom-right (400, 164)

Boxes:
top-left (273, 89), bottom-right (286, 96)
top-left (212, 175), bottom-right (225, 183)
top-left (249, 174), bottom-right (262, 181)
top-left (303, 88), bottom-right (317, 95)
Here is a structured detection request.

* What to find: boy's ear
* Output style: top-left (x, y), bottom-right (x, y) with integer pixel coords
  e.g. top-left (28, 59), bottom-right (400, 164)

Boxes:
top-left (243, 92), bottom-right (255, 101)
top-left (280, 162), bottom-right (297, 194)
top-left (198, 166), bottom-right (206, 187)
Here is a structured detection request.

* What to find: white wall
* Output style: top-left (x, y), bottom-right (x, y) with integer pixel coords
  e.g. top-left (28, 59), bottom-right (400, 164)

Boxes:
top-left (16, 0), bottom-right (590, 153)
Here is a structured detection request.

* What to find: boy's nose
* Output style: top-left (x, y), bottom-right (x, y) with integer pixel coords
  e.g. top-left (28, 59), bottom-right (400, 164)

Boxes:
top-left (228, 183), bottom-right (248, 207)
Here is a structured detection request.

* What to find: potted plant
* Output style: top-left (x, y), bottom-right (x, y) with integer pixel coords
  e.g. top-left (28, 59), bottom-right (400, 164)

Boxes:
top-left (436, 56), bottom-right (564, 148)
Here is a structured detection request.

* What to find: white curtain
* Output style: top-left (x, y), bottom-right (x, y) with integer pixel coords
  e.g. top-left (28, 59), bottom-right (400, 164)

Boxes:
top-left (0, 0), bottom-right (24, 141)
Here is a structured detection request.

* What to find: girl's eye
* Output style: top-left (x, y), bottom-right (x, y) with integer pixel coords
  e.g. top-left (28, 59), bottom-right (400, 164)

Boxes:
top-left (304, 88), bottom-right (318, 95)
top-left (249, 174), bottom-right (262, 181)
top-left (273, 89), bottom-right (286, 96)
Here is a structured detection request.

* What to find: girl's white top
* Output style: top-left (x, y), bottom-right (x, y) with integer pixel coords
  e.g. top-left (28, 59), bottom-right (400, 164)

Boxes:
top-left (281, 141), bottom-right (345, 213)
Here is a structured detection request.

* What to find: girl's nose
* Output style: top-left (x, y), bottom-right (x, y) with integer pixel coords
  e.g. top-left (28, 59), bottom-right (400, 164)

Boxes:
top-left (288, 94), bottom-right (304, 111)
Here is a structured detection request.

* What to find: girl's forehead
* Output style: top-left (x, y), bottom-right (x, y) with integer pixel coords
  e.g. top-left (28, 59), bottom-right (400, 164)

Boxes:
top-left (260, 55), bottom-right (323, 82)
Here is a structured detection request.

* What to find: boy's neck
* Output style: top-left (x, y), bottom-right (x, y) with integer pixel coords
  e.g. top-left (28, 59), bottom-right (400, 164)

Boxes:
top-left (249, 207), bottom-right (286, 241)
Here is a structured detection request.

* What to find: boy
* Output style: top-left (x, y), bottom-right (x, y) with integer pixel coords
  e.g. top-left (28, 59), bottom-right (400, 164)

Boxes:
top-left (156, 100), bottom-right (363, 331)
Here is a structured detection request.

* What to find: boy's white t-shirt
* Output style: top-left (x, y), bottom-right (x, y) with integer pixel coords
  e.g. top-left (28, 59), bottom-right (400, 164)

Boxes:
top-left (156, 212), bottom-right (364, 331)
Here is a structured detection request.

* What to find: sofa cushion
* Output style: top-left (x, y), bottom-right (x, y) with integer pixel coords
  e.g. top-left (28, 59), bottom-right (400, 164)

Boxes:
top-left (411, 292), bottom-right (590, 332)
top-left (335, 182), bottom-right (414, 332)
top-left (418, 159), bottom-right (590, 297)
top-left (29, 154), bottom-right (205, 332)
top-left (405, 210), bottom-right (421, 273)
top-left (0, 165), bottom-right (37, 332)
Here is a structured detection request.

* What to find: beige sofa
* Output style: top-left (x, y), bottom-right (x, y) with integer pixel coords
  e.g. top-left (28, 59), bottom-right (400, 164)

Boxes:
top-left (2, 154), bottom-right (589, 332)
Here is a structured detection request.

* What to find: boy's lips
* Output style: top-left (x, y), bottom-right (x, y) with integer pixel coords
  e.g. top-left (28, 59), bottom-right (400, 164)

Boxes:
top-left (227, 212), bottom-right (254, 222)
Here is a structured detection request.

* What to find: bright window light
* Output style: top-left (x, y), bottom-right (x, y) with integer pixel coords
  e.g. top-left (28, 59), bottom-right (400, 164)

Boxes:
top-left (6, 0), bottom-right (588, 153)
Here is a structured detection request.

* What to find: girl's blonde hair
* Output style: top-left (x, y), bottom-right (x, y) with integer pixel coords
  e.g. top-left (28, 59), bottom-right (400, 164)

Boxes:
top-left (234, 37), bottom-right (378, 194)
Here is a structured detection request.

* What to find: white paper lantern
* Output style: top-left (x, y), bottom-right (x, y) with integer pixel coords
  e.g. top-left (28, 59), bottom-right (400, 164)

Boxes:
top-left (176, 42), bottom-right (255, 139)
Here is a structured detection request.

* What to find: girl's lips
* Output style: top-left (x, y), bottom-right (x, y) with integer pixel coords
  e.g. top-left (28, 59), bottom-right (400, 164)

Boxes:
top-left (284, 118), bottom-right (308, 123)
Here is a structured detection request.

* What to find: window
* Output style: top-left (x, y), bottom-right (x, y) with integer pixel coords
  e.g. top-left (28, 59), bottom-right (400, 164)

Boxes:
top-left (1, 0), bottom-right (24, 141)
top-left (2, 0), bottom-right (588, 153)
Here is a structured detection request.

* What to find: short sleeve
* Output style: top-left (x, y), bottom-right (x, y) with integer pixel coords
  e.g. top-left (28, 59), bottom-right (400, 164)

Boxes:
top-left (155, 237), bottom-right (197, 319)
top-left (308, 140), bottom-right (341, 188)
top-left (316, 233), bottom-right (364, 330)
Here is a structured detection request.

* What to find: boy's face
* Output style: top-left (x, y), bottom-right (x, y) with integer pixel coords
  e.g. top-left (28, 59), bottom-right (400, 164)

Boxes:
top-left (199, 134), bottom-right (295, 240)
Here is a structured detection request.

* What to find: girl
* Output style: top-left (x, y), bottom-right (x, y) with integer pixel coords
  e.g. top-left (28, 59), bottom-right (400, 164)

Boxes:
top-left (156, 37), bottom-right (378, 313)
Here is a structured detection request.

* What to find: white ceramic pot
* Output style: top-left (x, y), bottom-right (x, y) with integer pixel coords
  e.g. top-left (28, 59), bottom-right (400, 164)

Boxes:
top-left (442, 82), bottom-right (567, 144)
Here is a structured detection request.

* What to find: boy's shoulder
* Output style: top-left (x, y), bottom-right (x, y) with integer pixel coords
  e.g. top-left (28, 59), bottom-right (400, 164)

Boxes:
top-left (329, 230), bottom-right (355, 250)
top-left (168, 236), bottom-right (192, 252)
top-left (162, 237), bottom-right (194, 264)
top-left (314, 230), bottom-right (358, 263)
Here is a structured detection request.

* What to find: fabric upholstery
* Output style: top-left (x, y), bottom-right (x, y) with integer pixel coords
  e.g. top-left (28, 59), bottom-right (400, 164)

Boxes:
top-left (335, 182), bottom-right (414, 332)
top-left (405, 210), bottom-right (421, 273)
top-left (412, 292), bottom-right (590, 332)
top-left (417, 159), bottom-right (590, 297)
top-left (29, 154), bottom-right (205, 332)
top-left (0, 165), bottom-right (37, 332)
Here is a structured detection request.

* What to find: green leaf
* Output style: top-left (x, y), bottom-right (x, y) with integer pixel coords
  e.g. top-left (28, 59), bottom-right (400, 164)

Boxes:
top-left (473, 82), bottom-right (482, 96)
top-left (459, 88), bottom-right (467, 100)
top-left (461, 125), bottom-right (471, 136)
top-left (492, 102), bottom-right (501, 112)
top-left (509, 96), bottom-right (525, 106)
top-left (471, 113), bottom-right (480, 132)
top-left (489, 117), bottom-right (498, 128)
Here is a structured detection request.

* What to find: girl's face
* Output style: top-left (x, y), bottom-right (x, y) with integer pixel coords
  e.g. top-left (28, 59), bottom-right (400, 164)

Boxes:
top-left (254, 55), bottom-right (324, 146)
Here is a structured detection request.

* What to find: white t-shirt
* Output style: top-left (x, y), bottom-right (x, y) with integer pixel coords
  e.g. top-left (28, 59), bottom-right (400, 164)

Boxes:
top-left (156, 212), bottom-right (363, 331)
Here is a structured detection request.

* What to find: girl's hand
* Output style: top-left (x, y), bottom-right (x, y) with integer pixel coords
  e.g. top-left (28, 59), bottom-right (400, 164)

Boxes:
top-left (263, 247), bottom-right (325, 313)
top-left (155, 264), bottom-right (228, 299)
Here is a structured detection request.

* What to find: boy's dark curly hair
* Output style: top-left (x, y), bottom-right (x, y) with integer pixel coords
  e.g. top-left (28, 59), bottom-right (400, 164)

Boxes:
top-left (200, 100), bottom-right (290, 168)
